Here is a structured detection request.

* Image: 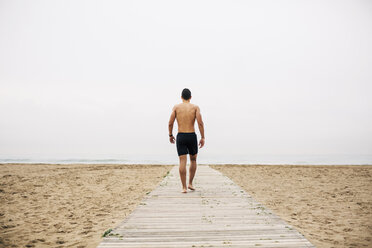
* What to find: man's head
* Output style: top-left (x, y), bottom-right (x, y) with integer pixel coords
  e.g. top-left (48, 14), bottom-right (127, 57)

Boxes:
top-left (181, 88), bottom-right (191, 101)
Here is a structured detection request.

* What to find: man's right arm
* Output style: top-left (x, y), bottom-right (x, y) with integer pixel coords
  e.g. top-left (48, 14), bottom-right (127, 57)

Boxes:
top-left (195, 106), bottom-right (205, 148)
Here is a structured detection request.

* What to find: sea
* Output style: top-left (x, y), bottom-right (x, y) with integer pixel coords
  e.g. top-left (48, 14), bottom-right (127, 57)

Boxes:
top-left (0, 154), bottom-right (371, 165)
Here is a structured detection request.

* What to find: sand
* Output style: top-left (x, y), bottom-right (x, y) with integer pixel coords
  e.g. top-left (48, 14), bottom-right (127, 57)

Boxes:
top-left (2, 163), bottom-right (371, 248)
top-left (211, 164), bottom-right (372, 248)
top-left (0, 163), bottom-right (173, 248)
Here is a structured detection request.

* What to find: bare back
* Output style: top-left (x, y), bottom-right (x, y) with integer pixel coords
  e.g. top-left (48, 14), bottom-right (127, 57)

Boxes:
top-left (174, 102), bottom-right (197, 133)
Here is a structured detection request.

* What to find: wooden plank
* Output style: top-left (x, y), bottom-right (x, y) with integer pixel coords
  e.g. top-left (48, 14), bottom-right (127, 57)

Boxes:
top-left (97, 165), bottom-right (315, 248)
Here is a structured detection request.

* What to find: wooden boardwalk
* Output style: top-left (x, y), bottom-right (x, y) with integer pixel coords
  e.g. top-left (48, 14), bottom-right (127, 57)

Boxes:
top-left (97, 165), bottom-right (315, 248)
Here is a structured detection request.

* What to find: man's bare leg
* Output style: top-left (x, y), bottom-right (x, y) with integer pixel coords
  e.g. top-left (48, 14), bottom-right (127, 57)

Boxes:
top-left (188, 154), bottom-right (197, 190)
top-left (179, 155), bottom-right (187, 193)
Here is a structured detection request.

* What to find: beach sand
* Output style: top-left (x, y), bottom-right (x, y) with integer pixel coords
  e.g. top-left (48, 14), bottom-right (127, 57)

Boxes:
top-left (2, 163), bottom-right (371, 248)
top-left (211, 164), bottom-right (372, 248)
top-left (0, 163), bottom-right (173, 248)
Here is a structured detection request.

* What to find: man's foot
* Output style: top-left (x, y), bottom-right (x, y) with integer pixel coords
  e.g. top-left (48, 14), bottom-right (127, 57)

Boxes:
top-left (188, 184), bottom-right (195, 191)
top-left (181, 188), bottom-right (187, 193)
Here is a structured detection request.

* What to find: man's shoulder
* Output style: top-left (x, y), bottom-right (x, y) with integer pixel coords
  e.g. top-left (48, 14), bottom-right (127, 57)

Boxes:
top-left (173, 103), bottom-right (199, 110)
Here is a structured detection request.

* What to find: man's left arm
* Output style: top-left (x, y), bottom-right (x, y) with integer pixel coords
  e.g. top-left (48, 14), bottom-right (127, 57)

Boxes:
top-left (168, 106), bottom-right (176, 144)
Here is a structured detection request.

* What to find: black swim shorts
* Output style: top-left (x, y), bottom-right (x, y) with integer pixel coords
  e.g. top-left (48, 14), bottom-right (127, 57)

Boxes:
top-left (176, 132), bottom-right (198, 156)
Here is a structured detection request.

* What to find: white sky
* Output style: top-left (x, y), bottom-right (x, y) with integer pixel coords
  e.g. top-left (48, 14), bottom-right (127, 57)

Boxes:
top-left (0, 0), bottom-right (371, 160)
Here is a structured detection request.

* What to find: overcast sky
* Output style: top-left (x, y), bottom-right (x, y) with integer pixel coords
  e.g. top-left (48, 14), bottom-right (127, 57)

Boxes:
top-left (0, 0), bottom-right (371, 161)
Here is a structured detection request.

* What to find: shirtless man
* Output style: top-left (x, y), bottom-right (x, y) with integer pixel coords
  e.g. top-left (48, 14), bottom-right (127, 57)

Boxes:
top-left (168, 88), bottom-right (205, 193)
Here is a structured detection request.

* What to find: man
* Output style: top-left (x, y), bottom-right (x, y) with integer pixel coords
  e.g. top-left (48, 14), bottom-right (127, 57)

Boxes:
top-left (168, 88), bottom-right (205, 193)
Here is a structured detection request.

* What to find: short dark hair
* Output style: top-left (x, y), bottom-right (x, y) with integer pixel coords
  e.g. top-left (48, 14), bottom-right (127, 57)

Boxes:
top-left (181, 88), bottom-right (191, 100)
